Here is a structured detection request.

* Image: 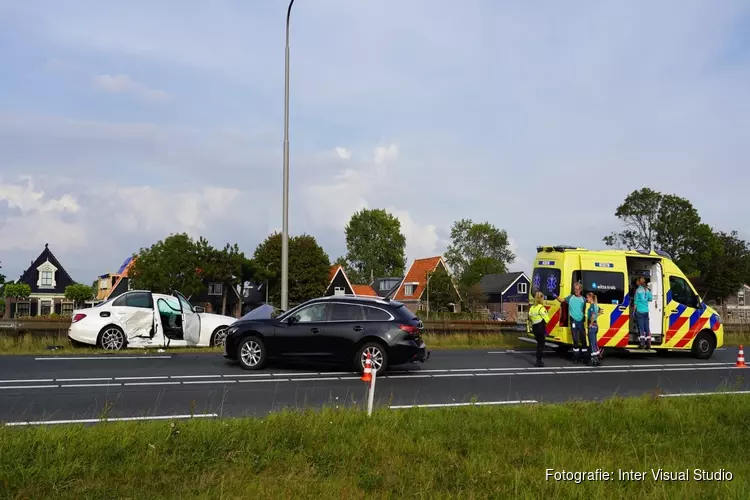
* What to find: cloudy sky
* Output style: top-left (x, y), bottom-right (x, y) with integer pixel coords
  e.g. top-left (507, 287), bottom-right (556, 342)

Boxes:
top-left (1, 0), bottom-right (748, 284)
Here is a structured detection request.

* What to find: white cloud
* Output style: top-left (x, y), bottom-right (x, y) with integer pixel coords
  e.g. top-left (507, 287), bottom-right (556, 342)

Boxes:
top-left (0, 177), bottom-right (80, 214)
top-left (334, 147), bottom-right (351, 160)
top-left (93, 74), bottom-right (171, 102)
top-left (385, 207), bottom-right (439, 262)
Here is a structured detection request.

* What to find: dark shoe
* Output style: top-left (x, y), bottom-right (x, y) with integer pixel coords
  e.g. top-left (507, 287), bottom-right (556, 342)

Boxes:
top-left (535, 360), bottom-right (545, 367)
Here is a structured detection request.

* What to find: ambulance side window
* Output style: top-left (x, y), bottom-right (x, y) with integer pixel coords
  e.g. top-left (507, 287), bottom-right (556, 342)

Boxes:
top-left (669, 276), bottom-right (699, 309)
top-left (531, 268), bottom-right (561, 300)
top-left (581, 271), bottom-right (625, 305)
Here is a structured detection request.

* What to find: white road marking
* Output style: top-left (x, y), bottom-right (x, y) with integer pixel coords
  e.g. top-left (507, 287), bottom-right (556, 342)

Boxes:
top-left (293, 377), bottom-right (341, 382)
top-left (57, 377), bottom-right (112, 382)
top-left (475, 372), bottom-right (513, 377)
top-left (170, 375), bottom-right (222, 379)
top-left (631, 368), bottom-right (663, 372)
top-left (488, 367), bottom-right (521, 372)
top-left (182, 380), bottom-right (236, 385)
top-left (4, 413), bottom-right (219, 426)
top-left (239, 378), bottom-right (289, 383)
top-left (223, 373), bottom-right (278, 378)
top-left (123, 381), bottom-right (181, 386)
top-left (385, 374), bottom-right (432, 379)
top-left (390, 400), bottom-right (538, 409)
top-left (61, 383), bottom-right (121, 388)
top-left (338, 376), bottom-right (363, 380)
top-left (0, 384), bottom-right (59, 390)
top-left (660, 390), bottom-right (750, 398)
top-left (450, 368), bottom-right (487, 372)
top-left (34, 356), bottom-right (172, 361)
top-left (418, 369), bottom-right (450, 373)
top-left (324, 372), bottom-right (355, 375)
top-left (115, 376), bottom-right (169, 381)
top-left (0, 379), bottom-right (55, 383)
top-left (432, 373), bottom-right (474, 378)
top-left (274, 372), bottom-right (318, 377)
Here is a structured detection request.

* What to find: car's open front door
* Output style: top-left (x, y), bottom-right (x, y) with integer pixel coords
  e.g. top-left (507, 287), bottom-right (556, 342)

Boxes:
top-left (173, 291), bottom-right (201, 344)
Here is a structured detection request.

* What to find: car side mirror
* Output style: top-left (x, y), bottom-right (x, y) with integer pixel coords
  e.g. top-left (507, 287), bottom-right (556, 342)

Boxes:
top-left (193, 306), bottom-right (205, 313)
top-left (287, 315), bottom-right (298, 325)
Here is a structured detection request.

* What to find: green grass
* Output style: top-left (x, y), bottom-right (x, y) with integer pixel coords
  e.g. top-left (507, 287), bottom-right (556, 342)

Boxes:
top-left (2, 331), bottom-right (750, 355)
top-left (1, 395), bottom-right (749, 498)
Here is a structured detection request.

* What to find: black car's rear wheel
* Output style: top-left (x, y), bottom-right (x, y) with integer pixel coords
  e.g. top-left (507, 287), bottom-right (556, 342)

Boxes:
top-left (355, 341), bottom-right (388, 376)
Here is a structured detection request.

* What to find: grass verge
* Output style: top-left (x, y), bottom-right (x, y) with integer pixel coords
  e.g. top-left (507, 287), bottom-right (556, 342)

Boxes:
top-left (1, 395), bottom-right (749, 498)
top-left (2, 331), bottom-right (749, 355)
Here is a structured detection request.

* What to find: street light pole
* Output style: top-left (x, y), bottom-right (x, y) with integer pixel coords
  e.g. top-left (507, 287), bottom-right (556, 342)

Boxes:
top-left (281, 0), bottom-right (295, 312)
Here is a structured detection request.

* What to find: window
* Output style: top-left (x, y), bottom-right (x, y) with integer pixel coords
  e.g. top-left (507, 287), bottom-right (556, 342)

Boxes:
top-left (16, 302), bottom-right (30, 317)
top-left (40, 300), bottom-right (52, 316)
top-left (291, 303), bottom-right (327, 323)
top-left (208, 283), bottom-right (222, 296)
top-left (113, 292), bottom-right (152, 309)
top-left (99, 279), bottom-right (109, 290)
top-left (404, 284), bottom-right (417, 296)
top-left (127, 279), bottom-right (133, 291)
top-left (517, 282), bottom-right (528, 295)
top-left (739, 290), bottom-right (745, 307)
top-left (669, 276), bottom-right (700, 309)
top-left (364, 306), bottom-right (392, 321)
top-left (334, 287), bottom-right (345, 296)
top-left (126, 292), bottom-right (152, 309)
top-left (40, 271), bottom-right (53, 287)
top-left (379, 281), bottom-right (391, 291)
top-left (61, 302), bottom-right (74, 316)
top-left (531, 268), bottom-right (561, 300)
top-left (329, 303), bottom-right (365, 321)
top-left (581, 271), bottom-right (625, 305)
top-left (176, 294), bottom-right (194, 313)
top-left (517, 304), bottom-right (529, 313)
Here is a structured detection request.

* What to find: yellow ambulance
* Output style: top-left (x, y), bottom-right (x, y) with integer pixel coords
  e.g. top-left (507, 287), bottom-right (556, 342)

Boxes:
top-left (528, 245), bottom-right (724, 359)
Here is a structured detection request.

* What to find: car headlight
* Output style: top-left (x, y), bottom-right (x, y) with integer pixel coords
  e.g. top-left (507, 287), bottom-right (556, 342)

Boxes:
top-left (227, 326), bottom-right (239, 336)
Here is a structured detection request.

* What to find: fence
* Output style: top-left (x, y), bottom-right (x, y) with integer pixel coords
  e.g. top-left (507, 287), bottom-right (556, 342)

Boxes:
top-left (2, 317), bottom-right (749, 337)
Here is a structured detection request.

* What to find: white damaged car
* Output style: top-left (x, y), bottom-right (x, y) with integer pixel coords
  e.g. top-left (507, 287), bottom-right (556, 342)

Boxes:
top-left (68, 290), bottom-right (237, 350)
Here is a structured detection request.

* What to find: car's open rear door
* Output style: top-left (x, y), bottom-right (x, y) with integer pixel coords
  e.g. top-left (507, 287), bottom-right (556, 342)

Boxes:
top-left (173, 291), bottom-right (201, 344)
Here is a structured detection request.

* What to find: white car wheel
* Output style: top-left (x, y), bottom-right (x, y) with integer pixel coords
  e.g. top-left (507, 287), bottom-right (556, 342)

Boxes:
top-left (211, 327), bottom-right (229, 347)
top-left (99, 327), bottom-right (126, 351)
top-left (238, 336), bottom-right (266, 370)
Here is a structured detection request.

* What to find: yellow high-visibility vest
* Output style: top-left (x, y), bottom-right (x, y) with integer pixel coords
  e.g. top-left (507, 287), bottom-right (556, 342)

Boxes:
top-left (529, 304), bottom-right (550, 325)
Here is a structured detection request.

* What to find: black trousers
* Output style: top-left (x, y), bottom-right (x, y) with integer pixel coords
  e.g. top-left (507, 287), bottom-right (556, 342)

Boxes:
top-left (532, 322), bottom-right (546, 361)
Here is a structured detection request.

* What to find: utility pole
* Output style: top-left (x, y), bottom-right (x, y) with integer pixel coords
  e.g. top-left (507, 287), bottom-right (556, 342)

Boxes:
top-left (280, 0), bottom-right (296, 311)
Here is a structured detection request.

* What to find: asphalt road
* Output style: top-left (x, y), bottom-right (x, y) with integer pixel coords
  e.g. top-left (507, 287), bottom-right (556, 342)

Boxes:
top-left (0, 346), bottom-right (747, 424)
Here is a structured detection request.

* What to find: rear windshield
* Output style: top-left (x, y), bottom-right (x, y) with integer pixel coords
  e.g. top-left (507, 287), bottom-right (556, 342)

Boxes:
top-left (532, 267), bottom-right (561, 300)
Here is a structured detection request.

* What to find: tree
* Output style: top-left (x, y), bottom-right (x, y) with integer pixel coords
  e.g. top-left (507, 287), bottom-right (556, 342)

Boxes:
top-left (0, 261), bottom-right (5, 285)
top-left (3, 282), bottom-right (31, 319)
top-left (699, 231), bottom-right (750, 305)
top-left (344, 209), bottom-right (406, 283)
top-left (603, 187), bottom-right (663, 251)
top-left (129, 233), bottom-right (205, 297)
top-left (460, 283), bottom-right (487, 313)
top-left (444, 219), bottom-right (515, 285)
top-left (197, 238), bottom-right (245, 315)
top-left (425, 266), bottom-right (459, 313)
top-left (253, 232), bottom-right (331, 308)
top-left (64, 284), bottom-right (94, 308)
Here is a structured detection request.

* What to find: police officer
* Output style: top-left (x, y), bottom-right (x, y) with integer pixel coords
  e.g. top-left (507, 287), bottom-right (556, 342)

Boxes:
top-left (529, 291), bottom-right (551, 367)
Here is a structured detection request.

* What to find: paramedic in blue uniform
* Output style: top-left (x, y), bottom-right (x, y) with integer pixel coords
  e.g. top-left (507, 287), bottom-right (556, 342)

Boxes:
top-left (553, 282), bottom-right (587, 363)
top-left (634, 276), bottom-right (653, 349)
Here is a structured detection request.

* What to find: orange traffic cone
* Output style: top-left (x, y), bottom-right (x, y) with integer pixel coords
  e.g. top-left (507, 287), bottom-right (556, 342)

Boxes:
top-left (736, 345), bottom-right (747, 368)
top-left (361, 352), bottom-right (372, 382)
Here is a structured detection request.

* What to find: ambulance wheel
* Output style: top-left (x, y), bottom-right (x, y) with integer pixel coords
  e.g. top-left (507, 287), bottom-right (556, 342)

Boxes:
top-left (691, 330), bottom-right (716, 360)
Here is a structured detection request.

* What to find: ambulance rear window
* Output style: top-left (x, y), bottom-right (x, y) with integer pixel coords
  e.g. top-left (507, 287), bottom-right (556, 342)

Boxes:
top-left (532, 268), bottom-right (561, 299)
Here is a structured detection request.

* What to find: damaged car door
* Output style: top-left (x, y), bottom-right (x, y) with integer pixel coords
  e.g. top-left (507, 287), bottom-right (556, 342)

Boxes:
top-left (174, 291), bottom-right (201, 345)
top-left (110, 291), bottom-right (156, 341)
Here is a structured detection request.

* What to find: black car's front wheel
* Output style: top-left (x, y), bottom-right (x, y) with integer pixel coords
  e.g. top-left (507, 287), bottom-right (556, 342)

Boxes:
top-left (237, 336), bottom-right (267, 370)
top-left (355, 341), bottom-right (388, 376)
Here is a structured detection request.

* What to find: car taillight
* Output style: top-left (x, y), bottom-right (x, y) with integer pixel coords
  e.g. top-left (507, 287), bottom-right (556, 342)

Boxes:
top-left (72, 313), bottom-right (86, 323)
top-left (398, 324), bottom-right (419, 335)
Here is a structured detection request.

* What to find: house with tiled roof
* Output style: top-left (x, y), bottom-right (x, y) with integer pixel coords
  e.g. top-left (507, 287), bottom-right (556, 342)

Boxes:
top-left (324, 265), bottom-right (379, 298)
top-left (393, 256), bottom-right (461, 313)
top-left (12, 243), bottom-right (77, 317)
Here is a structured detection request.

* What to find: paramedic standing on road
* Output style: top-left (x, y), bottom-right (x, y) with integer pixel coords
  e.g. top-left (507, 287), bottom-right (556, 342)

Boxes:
top-left (553, 283), bottom-right (587, 363)
top-left (586, 292), bottom-right (602, 367)
top-left (529, 292), bottom-right (551, 367)
top-left (634, 276), bottom-right (653, 349)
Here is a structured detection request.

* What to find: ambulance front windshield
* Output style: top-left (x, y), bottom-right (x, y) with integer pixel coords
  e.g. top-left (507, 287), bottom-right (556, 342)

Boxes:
top-left (532, 267), bottom-right (561, 300)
